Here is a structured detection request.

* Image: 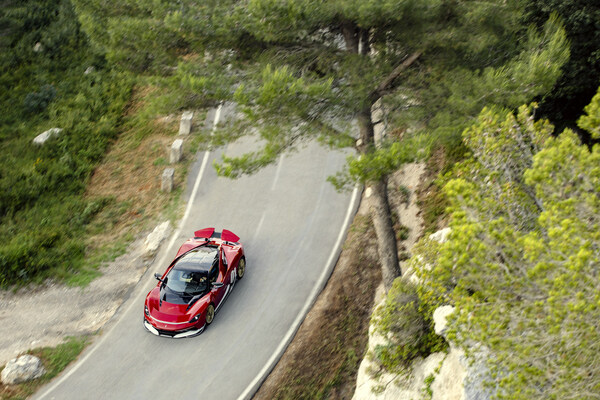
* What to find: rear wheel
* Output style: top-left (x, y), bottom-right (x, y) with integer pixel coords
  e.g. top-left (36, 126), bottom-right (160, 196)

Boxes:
top-left (236, 257), bottom-right (246, 280)
top-left (205, 304), bottom-right (215, 325)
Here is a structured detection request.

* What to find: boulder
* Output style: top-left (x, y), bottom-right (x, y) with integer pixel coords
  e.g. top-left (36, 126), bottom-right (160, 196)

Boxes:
top-left (432, 346), bottom-right (493, 400)
top-left (144, 221), bottom-right (170, 256)
top-left (178, 111), bottom-right (194, 135)
top-left (1, 355), bottom-right (45, 385)
top-left (33, 128), bottom-right (62, 146)
top-left (431, 347), bottom-right (467, 400)
top-left (84, 66), bottom-right (95, 75)
top-left (33, 42), bottom-right (43, 53)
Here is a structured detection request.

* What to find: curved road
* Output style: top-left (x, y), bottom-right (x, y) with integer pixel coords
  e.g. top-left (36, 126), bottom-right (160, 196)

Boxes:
top-left (35, 104), bottom-right (359, 400)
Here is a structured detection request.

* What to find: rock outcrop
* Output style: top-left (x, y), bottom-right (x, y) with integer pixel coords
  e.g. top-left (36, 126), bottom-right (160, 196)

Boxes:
top-left (353, 228), bottom-right (493, 400)
top-left (1, 355), bottom-right (45, 385)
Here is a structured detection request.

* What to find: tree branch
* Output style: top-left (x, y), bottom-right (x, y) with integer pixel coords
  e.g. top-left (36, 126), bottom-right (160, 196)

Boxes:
top-left (371, 50), bottom-right (423, 102)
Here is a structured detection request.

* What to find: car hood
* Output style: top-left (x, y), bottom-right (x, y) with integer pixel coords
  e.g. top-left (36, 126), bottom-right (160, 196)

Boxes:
top-left (146, 288), bottom-right (192, 323)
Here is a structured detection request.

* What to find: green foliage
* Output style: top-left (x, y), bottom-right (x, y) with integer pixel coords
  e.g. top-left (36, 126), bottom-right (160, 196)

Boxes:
top-left (523, 1), bottom-right (600, 132)
top-left (577, 86), bottom-right (600, 140)
top-left (0, 0), bottom-right (132, 287)
top-left (329, 135), bottom-right (431, 191)
top-left (412, 100), bottom-right (600, 399)
top-left (371, 278), bottom-right (446, 374)
top-left (75, 0), bottom-right (569, 189)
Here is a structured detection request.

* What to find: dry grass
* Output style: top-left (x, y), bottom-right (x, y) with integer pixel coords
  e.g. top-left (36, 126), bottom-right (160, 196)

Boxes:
top-left (83, 85), bottom-right (198, 260)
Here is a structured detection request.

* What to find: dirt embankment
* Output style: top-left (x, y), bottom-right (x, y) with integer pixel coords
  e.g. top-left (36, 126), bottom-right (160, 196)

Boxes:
top-left (254, 163), bottom-right (425, 399)
top-left (0, 237), bottom-right (151, 367)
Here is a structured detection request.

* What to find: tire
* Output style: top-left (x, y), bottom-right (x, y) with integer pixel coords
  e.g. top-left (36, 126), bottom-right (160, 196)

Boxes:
top-left (236, 257), bottom-right (246, 280)
top-left (205, 304), bottom-right (215, 325)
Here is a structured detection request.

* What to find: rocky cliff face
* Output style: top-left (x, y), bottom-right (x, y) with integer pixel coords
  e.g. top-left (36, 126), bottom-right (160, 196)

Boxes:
top-left (352, 228), bottom-right (493, 400)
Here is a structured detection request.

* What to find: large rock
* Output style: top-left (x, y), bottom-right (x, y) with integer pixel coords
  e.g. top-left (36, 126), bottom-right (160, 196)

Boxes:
top-left (432, 346), bottom-right (492, 400)
top-left (144, 221), bottom-right (170, 256)
top-left (1, 355), bottom-right (45, 385)
top-left (353, 290), bottom-right (447, 400)
top-left (33, 128), bottom-right (62, 146)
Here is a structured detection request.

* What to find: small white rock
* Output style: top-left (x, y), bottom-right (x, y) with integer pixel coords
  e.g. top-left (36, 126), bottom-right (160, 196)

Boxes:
top-left (33, 128), bottom-right (62, 146)
top-left (433, 305), bottom-right (455, 336)
top-left (429, 227), bottom-right (451, 244)
top-left (33, 42), bottom-right (43, 53)
top-left (365, 187), bottom-right (372, 198)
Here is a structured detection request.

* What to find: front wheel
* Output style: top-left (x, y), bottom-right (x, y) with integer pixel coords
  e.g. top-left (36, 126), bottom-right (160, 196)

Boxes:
top-left (236, 257), bottom-right (246, 280)
top-left (205, 304), bottom-right (215, 325)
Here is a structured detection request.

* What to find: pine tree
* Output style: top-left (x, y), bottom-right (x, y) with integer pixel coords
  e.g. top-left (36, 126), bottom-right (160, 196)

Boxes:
top-left (413, 96), bottom-right (600, 398)
top-left (73, 0), bottom-right (568, 291)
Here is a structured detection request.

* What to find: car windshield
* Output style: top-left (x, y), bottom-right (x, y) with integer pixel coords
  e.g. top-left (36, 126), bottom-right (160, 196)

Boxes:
top-left (165, 268), bottom-right (208, 296)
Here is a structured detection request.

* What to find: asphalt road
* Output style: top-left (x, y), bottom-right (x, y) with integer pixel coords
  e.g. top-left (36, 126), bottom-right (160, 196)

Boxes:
top-left (35, 104), bottom-right (359, 400)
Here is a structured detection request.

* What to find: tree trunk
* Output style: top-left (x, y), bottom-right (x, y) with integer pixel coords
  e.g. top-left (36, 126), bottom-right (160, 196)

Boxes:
top-left (357, 107), bottom-right (400, 292)
top-left (370, 177), bottom-right (401, 291)
top-left (345, 22), bottom-right (401, 292)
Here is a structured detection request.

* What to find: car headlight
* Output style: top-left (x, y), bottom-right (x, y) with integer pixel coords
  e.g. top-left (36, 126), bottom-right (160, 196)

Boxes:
top-left (190, 313), bottom-right (201, 323)
top-left (145, 305), bottom-right (150, 317)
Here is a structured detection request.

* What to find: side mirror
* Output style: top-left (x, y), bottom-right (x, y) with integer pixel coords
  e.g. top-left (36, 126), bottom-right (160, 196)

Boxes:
top-left (154, 273), bottom-right (163, 282)
top-left (212, 282), bottom-right (224, 289)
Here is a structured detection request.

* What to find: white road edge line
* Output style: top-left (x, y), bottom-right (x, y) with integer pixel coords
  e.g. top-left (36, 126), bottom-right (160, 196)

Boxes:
top-left (237, 184), bottom-right (361, 400)
top-left (37, 104), bottom-right (223, 400)
top-left (252, 213), bottom-right (266, 244)
top-left (270, 154), bottom-right (284, 191)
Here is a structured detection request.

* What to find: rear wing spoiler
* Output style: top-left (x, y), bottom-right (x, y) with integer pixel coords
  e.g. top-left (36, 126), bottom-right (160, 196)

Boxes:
top-left (194, 228), bottom-right (240, 244)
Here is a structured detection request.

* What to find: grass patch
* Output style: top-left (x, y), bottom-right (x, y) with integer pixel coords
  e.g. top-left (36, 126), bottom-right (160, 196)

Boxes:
top-left (0, 335), bottom-right (91, 400)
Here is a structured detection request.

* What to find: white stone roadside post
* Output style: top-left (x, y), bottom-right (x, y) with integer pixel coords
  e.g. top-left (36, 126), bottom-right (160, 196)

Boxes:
top-left (170, 139), bottom-right (183, 164)
top-left (179, 111), bottom-right (194, 135)
top-left (161, 168), bottom-right (175, 192)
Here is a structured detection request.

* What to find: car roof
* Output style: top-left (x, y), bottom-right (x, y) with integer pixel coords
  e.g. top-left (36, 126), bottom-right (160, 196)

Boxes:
top-left (173, 245), bottom-right (218, 273)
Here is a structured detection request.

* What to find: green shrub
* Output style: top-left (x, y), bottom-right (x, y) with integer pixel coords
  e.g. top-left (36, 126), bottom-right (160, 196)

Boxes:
top-left (23, 84), bottom-right (57, 113)
top-left (0, 0), bottom-right (133, 287)
top-left (371, 278), bottom-right (446, 374)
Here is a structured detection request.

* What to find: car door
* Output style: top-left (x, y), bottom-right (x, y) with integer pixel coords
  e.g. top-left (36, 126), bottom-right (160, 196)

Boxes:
top-left (221, 246), bottom-right (238, 288)
top-left (208, 260), bottom-right (227, 310)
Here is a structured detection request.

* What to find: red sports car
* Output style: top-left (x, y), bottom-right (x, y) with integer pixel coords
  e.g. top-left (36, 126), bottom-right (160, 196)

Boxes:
top-left (143, 228), bottom-right (246, 338)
